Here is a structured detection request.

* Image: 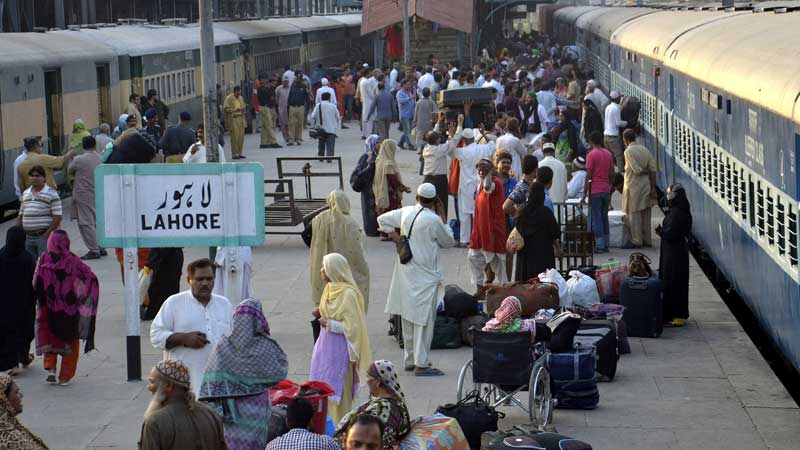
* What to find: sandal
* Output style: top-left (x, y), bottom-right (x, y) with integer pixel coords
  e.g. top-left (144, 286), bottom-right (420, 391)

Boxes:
top-left (414, 367), bottom-right (444, 377)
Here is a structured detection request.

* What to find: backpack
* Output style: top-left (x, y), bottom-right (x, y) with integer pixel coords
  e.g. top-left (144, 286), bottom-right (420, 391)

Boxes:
top-left (627, 252), bottom-right (653, 278)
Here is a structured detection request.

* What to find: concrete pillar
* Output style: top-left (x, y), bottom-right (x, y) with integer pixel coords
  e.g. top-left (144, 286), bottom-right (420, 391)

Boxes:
top-left (55, 0), bottom-right (66, 28)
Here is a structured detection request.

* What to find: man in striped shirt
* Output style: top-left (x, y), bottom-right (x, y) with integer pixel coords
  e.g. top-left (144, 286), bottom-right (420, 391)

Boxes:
top-left (16, 165), bottom-right (62, 258)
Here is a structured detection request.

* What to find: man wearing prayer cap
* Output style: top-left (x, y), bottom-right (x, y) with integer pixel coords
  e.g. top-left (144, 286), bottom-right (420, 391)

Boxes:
top-left (315, 77), bottom-right (338, 107)
top-left (378, 183), bottom-right (455, 377)
top-left (140, 359), bottom-right (227, 450)
top-left (468, 157), bottom-right (509, 296)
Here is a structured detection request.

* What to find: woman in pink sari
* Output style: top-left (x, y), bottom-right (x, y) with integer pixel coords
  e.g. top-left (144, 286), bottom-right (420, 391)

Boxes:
top-left (35, 230), bottom-right (99, 386)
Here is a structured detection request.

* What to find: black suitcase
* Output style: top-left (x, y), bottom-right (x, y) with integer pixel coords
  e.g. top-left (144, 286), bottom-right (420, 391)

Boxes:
top-left (620, 276), bottom-right (663, 338)
top-left (574, 320), bottom-right (619, 381)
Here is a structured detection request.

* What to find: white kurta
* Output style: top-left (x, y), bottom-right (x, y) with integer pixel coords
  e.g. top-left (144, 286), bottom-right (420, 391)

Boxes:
top-left (539, 155), bottom-right (569, 204)
top-left (150, 291), bottom-right (233, 395)
top-left (213, 246), bottom-right (253, 303)
top-left (496, 134), bottom-right (528, 179)
top-left (453, 142), bottom-right (496, 215)
top-left (379, 205), bottom-right (455, 326)
top-left (360, 77), bottom-right (378, 120)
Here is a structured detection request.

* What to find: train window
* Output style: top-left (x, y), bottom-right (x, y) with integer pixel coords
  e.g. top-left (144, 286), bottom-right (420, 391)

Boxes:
top-left (726, 99), bottom-right (732, 115)
top-left (714, 121), bottom-right (720, 146)
top-left (748, 175), bottom-right (756, 229)
top-left (766, 187), bottom-right (775, 247)
top-left (756, 180), bottom-right (766, 238)
top-left (713, 148), bottom-right (721, 197)
top-left (776, 196), bottom-right (786, 257)
top-left (739, 167), bottom-right (748, 223)
top-left (725, 157), bottom-right (732, 207)
top-left (789, 204), bottom-right (798, 266)
top-left (732, 162), bottom-right (740, 213)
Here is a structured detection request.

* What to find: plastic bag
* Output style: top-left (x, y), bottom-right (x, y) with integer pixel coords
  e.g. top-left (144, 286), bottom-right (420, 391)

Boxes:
top-left (595, 265), bottom-right (627, 300)
top-left (538, 268), bottom-right (567, 301)
top-left (565, 270), bottom-right (600, 308)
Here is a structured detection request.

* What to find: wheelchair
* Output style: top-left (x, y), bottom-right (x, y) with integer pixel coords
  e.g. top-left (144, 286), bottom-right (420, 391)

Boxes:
top-left (456, 329), bottom-right (553, 428)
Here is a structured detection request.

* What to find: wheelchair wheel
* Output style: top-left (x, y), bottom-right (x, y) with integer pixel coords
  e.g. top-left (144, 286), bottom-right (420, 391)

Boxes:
top-left (528, 361), bottom-right (552, 427)
top-left (456, 360), bottom-right (484, 402)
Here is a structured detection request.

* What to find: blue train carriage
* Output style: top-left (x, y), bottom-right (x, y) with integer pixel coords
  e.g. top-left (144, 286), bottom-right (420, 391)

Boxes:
top-left (553, 6), bottom-right (602, 48)
top-left (63, 23), bottom-right (243, 128)
top-left (609, 6), bottom-right (800, 370)
top-left (608, 8), bottom-right (749, 180)
top-left (660, 8), bottom-right (800, 370)
top-left (573, 6), bottom-right (657, 90)
top-left (0, 31), bottom-right (118, 212)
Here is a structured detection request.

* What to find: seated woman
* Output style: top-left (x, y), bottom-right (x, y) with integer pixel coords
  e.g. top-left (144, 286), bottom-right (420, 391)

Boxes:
top-left (0, 374), bottom-right (49, 448)
top-left (482, 296), bottom-right (537, 341)
top-left (335, 360), bottom-right (411, 449)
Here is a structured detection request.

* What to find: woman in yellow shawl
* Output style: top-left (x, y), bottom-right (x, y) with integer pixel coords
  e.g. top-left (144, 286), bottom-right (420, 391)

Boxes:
top-left (310, 253), bottom-right (372, 424)
top-left (309, 191), bottom-right (370, 311)
top-left (68, 119), bottom-right (91, 154)
top-left (372, 139), bottom-right (411, 241)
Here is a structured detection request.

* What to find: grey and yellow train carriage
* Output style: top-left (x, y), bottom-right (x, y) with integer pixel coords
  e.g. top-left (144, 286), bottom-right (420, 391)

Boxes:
top-left (216, 19), bottom-right (302, 83)
top-left (0, 31), bottom-right (118, 211)
top-left (62, 24), bottom-right (243, 127)
top-left (275, 15), bottom-right (350, 73)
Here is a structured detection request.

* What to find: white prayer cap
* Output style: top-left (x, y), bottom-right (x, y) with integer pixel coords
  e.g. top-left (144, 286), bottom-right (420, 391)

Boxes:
top-left (321, 78), bottom-right (329, 85)
top-left (363, 63), bottom-right (370, 68)
top-left (610, 90), bottom-right (621, 100)
top-left (461, 128), bottom-right (475, 140)
top-left (587, 79), bottom-right (597, 89)
top-left (543, 142), bottom-right (556, 151)
top-left (417, 183), bottom-right (437, 199)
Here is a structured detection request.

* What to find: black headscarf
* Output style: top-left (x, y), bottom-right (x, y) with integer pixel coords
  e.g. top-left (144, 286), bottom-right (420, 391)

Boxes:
top-left (516, 181), bottom-right (548, 228)
top-left (0, 226), bottom-right (26, 259)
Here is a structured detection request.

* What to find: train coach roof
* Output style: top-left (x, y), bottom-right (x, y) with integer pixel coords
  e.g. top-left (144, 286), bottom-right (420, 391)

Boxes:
top-left (273, 15), bottom-right (343, 32)
top-left (53, 24), bottom-right (240, 56)
top-left (610, 10), bottom-right (749, 61)
top-left (325, 14), bottom-right (362, 28)
top-left (0, 31), bottom-right (115, 66)
top-left (664, 10), bottom-right (800, 124)
top-left (576, 7), bottom-right (658, 40)
top-left (554, 6), bottom-right (603, 24)
top-left (215, 19), bottom-right (300, 39)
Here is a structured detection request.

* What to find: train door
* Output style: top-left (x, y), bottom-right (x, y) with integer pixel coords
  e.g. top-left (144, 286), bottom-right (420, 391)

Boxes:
top-left (44, 69), bottom-right (63, 155)
top-left (95, 63), bottom-right (111, 126)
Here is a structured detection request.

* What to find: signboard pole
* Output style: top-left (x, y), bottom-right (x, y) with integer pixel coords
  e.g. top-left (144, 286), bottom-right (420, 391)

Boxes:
top-left (124, 248), bottom-right (141, 381)
top-left (199, 0), bottom-right (219, 162)
top-left (402, 0), bottom-right (410, 65)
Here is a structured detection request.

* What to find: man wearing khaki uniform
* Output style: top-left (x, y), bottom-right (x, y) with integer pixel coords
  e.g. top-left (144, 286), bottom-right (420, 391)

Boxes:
top-left (622, 129), bottom-right (657, 248)
top-left (223, 86), bottom-right (247, 159)
top-left (257, 74), bottom-right (281, 149)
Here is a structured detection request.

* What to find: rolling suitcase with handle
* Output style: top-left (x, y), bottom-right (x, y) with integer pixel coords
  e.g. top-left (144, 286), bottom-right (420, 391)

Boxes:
top-left (620, 276), bottom-right (663, 338)
top-left (574, 320), bottom-right (619, 381)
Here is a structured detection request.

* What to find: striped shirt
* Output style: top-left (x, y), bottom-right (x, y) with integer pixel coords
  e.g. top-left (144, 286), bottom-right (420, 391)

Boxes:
top-left (20, 185), bottom-right (62, 233)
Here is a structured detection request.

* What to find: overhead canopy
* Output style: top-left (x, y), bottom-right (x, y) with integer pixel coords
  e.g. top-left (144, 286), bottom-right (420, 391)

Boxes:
top-left (361, 0), bottom-right (474, 35)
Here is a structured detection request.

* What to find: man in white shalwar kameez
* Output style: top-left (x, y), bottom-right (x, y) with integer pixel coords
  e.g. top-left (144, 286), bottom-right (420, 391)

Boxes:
top-left (379, 183), bottom-right (455, 376)
top-left (453, 128), bottom-right (497, 246)
top-left (360, 70), bottom-right (380, 139)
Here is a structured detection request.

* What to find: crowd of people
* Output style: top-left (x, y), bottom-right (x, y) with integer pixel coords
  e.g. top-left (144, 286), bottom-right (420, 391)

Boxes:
top-left (0, 29), bottom-right (696, 450)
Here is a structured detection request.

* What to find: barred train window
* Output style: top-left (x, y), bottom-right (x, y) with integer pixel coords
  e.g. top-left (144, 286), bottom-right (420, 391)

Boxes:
top-left (724, 157), bottom-right (732, 208)
top-left (766, 187), bottom-right (775, 246)
top-left (732, 162), bottom-right (740, 213)
top-left (747, 175), bottom-right (755, 228)
top-left (756, 180), bottom-right (766, 238)
top-left (789, 204), bottom-right (798, 266)
top-left (776, 196), bottom-right (786, 256)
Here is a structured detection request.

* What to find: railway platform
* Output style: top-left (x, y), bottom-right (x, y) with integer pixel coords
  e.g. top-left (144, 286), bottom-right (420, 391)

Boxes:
top-left (3, 127), bottom-right (797, 450)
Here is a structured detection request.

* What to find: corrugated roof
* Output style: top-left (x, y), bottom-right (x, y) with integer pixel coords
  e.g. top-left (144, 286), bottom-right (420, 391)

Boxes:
top-left (361, 0), bottom-right (472, 35)
top-left (53, 24), bottom-right (240, 56)
top-left (664, 10), bottom-right (800, 123)
top-left (610, 10), bottom-right (748, 61)
top-left (0, 31), bottom-right (115, 66)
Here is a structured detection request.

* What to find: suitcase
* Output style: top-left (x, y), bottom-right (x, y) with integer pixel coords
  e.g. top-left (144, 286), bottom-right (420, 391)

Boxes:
top-left (574, 320), bottom-right (619, 381)
top-left (620, 276), bottom-right (663, 338)
top-left (485, 279), bottom-right (560, 316)
top-left (389, 314), bottom-right (404, 348)
top-left (438, 87), bottom-right (496, 107)
top-left (485, 432), bottom-right (593, 450)
top-left (546, 346), bottom-right (599, 410)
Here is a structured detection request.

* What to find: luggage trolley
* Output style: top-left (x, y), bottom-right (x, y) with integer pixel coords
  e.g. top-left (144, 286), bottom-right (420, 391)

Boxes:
top-left (456, 330), bottom-right (553, 428)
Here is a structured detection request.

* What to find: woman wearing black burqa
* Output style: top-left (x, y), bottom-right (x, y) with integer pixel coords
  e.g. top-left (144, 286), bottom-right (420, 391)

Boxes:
top-left (656, 184), bottom-right (692, 327)
top-left (514, 181), bottom-right (561, 281)
top-left (140, 248), bottom-right (184, 321)
top-left (351, 134), bottom-right (382, 236)
top-left (0, 227), bottom-right (36, 375)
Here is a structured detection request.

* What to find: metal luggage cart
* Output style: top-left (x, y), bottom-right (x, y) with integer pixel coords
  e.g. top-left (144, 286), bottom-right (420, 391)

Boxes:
top-left (554, 200), bottom-right (594, 273)
top-left (456, 330), bottom-right (553, 428)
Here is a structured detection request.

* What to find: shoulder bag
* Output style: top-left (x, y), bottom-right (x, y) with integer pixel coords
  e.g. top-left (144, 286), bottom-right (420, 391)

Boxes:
top-left (506, 227), bottom-right (525, 253)
top-left (397, 207), bottom-right (424, 264)
top-left (309, 104), bottom-right (326, 140)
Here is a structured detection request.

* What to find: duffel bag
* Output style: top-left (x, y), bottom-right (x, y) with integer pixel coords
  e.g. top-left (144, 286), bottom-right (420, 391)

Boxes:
top-left (431, 315), bottom-right (461, 349)
top-left (546, 346), bottom-right (599, 410)
top-left (485, 278), bottom-right (559, 316)
top-left (574, 320), bottom-right (619, 381)
top-left (460, 314), bottom-right (489, 346)
top-left (436, 391), bottom-right (504, 450)
top-left (443, 284), bottom-right (479, 319)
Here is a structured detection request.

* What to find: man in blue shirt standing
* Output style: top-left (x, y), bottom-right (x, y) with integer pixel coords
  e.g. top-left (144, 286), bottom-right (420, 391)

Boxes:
top-left (367, 81), bottom-right (394, 140)
top-left (396, 79), bottom-right (416, 150)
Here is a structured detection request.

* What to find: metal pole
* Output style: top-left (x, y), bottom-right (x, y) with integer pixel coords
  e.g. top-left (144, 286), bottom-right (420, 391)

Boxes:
top-left (124, 248), bottom-right (140, 381)
top-left (402, 0), bottom-right (410, 65)
top-left (200, 0), bottom-right (219, 162)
